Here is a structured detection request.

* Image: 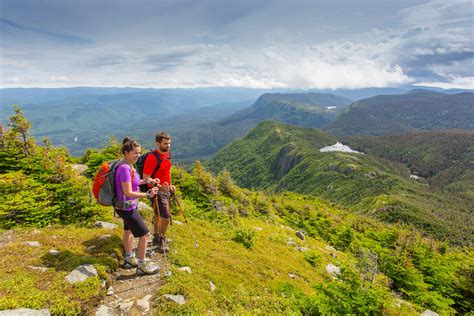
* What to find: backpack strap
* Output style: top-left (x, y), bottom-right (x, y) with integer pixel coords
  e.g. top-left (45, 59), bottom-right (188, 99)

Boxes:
top-left (149, 151), bottom-right (163, 179)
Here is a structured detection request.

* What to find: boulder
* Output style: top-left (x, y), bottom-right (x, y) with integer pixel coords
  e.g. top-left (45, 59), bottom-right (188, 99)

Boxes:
top-left (210, 281), bottom-right (216, 292)
top-left (296, 231), bottom-right (305, 240)
top-left (421, 311), bottom-right (439, 316)
top-left (118, 301), bottom-right (133, 313)
top-left (25, 241), bottom-right (40, 247)
top-left (164, 294), bottom-right (186, 305)
top-left (95, 221), bottom-right (118, 230)
top-left (95, 305), bottom-right (116, 316)
top-left (325, 263), bottom-right (341, 278)
top-left (297, 247), bottom-right (309, 252)
top-left (49, 249), bottom-right (60, 255)
top-left (138, 201), bottom-right (152, 212)
top-left (65, 264), bottom-right (98, 284)
top-left (178, 266), bottom-right (192, 274)
top-left (137, 295), bottom-right (152, 313)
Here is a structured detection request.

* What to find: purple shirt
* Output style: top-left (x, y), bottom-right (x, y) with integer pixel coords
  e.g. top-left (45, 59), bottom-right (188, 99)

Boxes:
top-left (114, 163), bottom-right (139, 211)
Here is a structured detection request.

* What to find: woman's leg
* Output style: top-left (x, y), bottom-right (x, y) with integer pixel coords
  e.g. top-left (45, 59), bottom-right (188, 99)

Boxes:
top-left (123, 229), bottom-right (133, 255)
top-left (137, 233), bottom-right (149, 260)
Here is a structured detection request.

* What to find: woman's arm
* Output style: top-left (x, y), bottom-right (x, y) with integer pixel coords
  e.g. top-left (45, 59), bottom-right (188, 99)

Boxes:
top-left (121, 181), bottom-right (157, 198)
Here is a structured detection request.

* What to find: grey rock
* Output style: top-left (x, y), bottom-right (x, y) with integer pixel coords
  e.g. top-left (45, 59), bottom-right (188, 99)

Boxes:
top-left (28, 266), bottom-right (48, 272)
top-left (99, 235), bottom-right (111, 240)
top-left (0, 309), bottom-right (50, 315)
top-left (138, 201), bottom-right (152, 212)
top-left (95, 221), bottom-right (118, 230)
top-left (65, 264), bottom-right (98, 284)
top-left (32, 229), bottom-right (41, 235)
top-left (87, 245), bottom-right (97, 250)
top-left (164, 294), bottom-right (186, 305)
top-left (106, 287), bottom-right (114, 296)
top-left (254, 227), bottom-right (263, 231)
top-left (118, 301), bottom-right (134, 313)
top-left (174, 220), bottom-right (184, 225)
top-left (325, 264), bottom-right (341, 278)
top-left (288, 273), bottom-right (296, 279)
top-left (296, 231), bottom-right (305, 240)
top-left (287, 241), bottom-right (298, 247)
top-left (421, 311), bottom-right (439, 316)
top-left (210, 281), bottom-right (216, 292)
top-left (178, 266), bottom-right (192, 274)
top-left (297, 247), bottom-right (309, 252)
top-left (95, 305), bottom-right (116, 316)
top-left (137, 295), bottom-right (152, 312)
top-left (25, 241), bottom-right (40, 247)
top-left (324, 245), bottom-right (336, 252)
top-left (49, 249), bottom-right (60, 255)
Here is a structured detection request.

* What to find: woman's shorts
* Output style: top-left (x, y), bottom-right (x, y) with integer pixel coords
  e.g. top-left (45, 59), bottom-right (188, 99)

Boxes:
top-left (115, 207), bottom-right (149, 238)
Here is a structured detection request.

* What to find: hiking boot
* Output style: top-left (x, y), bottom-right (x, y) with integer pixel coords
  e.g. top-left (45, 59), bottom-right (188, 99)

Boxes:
top-left (152, 234), bottom-right (161, 246)
top-left (157, 236), bottom-right (170, 253)
top-left (122, 255), bottom-right (138, 269)
top-left (136, 260), bottom-right (160, 275)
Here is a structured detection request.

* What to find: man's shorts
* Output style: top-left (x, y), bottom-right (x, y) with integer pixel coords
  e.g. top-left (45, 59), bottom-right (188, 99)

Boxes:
top-left (115, 207), bottom-right (149, 237)
top-left (150, 191), bottom-right (171, 219)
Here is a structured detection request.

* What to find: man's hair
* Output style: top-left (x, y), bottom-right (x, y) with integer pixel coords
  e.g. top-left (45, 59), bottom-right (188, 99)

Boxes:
top-left (155, 131), bottom-right (171, 143)
top-left (121, 137), bottom-right (140, 154)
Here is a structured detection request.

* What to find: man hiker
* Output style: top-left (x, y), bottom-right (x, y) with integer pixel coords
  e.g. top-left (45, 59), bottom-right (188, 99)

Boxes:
top-left (142, 131), bottom-right (175, 252)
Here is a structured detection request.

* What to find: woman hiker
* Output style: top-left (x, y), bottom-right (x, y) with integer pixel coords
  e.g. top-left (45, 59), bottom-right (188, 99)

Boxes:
top-left (115, 137), bottom-right (160, 275)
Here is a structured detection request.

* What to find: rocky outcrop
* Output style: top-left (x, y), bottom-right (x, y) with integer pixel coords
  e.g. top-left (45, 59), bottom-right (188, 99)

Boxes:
top-left (275, 144), bottom-right (303, 178)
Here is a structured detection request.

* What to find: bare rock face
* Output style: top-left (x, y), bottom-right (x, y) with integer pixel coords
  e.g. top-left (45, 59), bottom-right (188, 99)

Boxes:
top-left (276, 145), bottom-right (303, 178)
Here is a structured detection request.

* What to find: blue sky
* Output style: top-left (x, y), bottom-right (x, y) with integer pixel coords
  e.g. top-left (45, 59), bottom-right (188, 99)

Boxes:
top-left (0, 0), bottom-right (472, 89)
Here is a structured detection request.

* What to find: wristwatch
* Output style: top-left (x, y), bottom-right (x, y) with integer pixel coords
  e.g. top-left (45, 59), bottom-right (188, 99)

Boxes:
top-left (146, 189), bottom-right (152, 198)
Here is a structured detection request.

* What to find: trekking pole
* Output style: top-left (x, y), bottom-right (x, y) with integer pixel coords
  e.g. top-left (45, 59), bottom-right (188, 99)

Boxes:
top-left (170, 190), bottom-right (187, 223)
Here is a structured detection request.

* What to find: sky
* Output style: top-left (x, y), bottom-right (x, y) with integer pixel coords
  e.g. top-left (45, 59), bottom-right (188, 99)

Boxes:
top-left (0, 0), bottom-right (473, 89)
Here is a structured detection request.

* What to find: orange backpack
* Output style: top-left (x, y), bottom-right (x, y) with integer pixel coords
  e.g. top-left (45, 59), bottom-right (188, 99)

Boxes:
top-left (93, 160), bottom-right (124, 206)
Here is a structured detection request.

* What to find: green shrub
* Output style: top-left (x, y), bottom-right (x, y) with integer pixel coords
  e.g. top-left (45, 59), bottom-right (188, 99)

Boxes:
top-left (232, 227), bottom-right (256, 249)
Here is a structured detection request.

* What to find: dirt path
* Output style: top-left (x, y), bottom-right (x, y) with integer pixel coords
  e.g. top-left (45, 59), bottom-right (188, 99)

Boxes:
top-left (95, 241), bottom-right (170, 315)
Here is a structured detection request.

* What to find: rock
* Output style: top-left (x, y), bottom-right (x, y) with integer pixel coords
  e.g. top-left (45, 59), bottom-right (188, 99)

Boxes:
top-left (95, 221), bottom-right (118, 230)
top-left (210, 281), bottom-right (216, 292)
top-left (65, 264), bottom-right (98, 284)
top-left (118, 301), bottom-right (134, 313)
top-left (330, 253), bottom-right (337, 258)
top-left (254, 227), bottom-right (263, 231)
top-left (71, 164), bottom-right (89, 174)
top-left (288, 273), bottom-right (296, 279)
top-left (110, 253), bottom-right (116, 258)
top-left (95, 305), bottom-right (115, 316)
top-left (164, 271), bottom-right (173, 277)
top-left (25, 241), bottom-right (40, 247)
top-left (296, 231), bottom-right (305, 240)
top-left (106, 287), bottom-right (114, 296)
top-left (178, 266), bottom-right (192, 274)
top-left (0, 309), bottom-right (50, 315)
top-left (287, 241), bottom-right (298, 247)
top-left (174, 220), bottom-right (184, 225)
top-left (421, 310), bottom-right (439, 316)
top-left (164, 294), bottom-right (186, 305)
top-left (325, 264), bottom-right (341, 278)
top-left (32, 229), bottom-right (41, 235)
top-left (49, 249), bottom-right (60, 255)
top-left (324, 245), bottom-right (336, 252)
top-left (137, 294), bottom-right (152, 312)
top-left (28, 266), bottom-right (48, 272)
top-left (297, 247), bottom-right (309, 252)
top-left (99, 235), bottom-right (111, 240)
top-left (87, 245), bottom-right (97, 250)
top-left (138, 201), bottom-right (152, 212)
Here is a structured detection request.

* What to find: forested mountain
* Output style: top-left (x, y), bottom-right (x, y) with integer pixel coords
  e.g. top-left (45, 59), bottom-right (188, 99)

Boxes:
top-left (324, 90), bottom-right (474, 136)
top-left (2, 108), bottom-right (473, 314)
top-left (343, 130), bottom-right (474, 197)
top-left (0, 88), bottom-right (270, 156)
top-left (208, 121), bottom-right (473, 245)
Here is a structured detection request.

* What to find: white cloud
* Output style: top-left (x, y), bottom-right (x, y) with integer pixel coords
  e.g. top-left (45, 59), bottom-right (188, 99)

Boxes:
top-left (416, 76), bottom-right (474, 89)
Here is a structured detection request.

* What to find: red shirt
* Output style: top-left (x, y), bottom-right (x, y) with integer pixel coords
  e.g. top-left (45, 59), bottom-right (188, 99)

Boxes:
top-left (143, 150), bottom-right (171, 186)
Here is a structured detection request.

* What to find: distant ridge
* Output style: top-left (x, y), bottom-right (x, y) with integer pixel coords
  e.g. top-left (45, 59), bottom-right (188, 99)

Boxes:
top-left (324, 90), bottom-right (474, 136)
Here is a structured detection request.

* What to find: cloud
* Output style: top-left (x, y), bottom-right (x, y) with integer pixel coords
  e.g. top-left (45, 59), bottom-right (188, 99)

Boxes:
top-left (0, 17), bottom-right (93, 45)
top-left (415, 76), bottom-right (474, 89)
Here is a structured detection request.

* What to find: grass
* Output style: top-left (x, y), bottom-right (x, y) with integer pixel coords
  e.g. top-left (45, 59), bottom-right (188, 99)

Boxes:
top-left (0, 225), bottom-right (123, 314)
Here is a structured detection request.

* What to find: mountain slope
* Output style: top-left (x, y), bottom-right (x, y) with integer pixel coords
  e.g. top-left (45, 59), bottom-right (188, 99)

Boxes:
top-left (324, 90), bottom-right (474, 136)
top-left (207, 121), bottom-right (474, 245)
